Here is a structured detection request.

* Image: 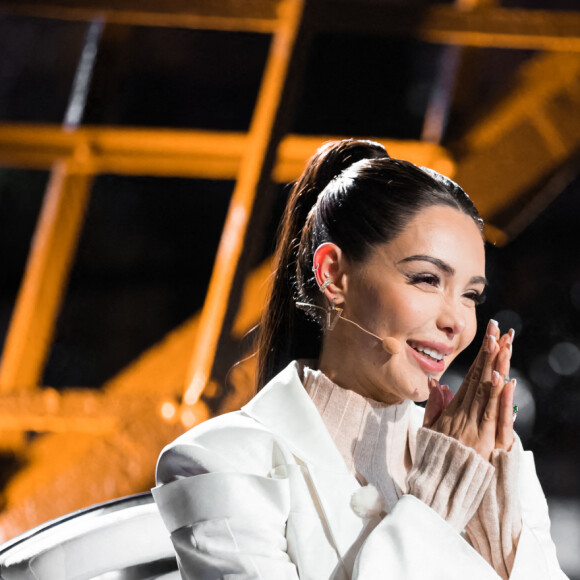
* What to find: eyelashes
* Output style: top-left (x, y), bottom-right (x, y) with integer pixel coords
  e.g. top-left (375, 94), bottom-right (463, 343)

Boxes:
top-left (405, 273), bottom-right (486, 305)
top-left (406, 273), bottom-right (438, 286)
top-left (466, 291), bottom-right (487, 306)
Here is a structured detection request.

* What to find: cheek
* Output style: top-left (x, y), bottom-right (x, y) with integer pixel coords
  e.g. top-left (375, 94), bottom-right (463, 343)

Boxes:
top-left (459, 309), bottom-right (478, 352)
top-left (387, 292), bottom-right (437, 332)
top-left (350, 283), bottom-right (388, 325)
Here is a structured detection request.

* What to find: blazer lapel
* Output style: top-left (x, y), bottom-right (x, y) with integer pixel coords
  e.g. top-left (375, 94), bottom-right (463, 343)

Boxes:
top-left (242, 362), bottom-right (369, 567)
top-left (242, 362), bottom-right (348, 470)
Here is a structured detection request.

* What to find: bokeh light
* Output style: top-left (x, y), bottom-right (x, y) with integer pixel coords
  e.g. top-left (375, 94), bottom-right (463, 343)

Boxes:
top-left (180, 407), bottom-right (197, 429)
top-left (160, 401), bottom-right (176, 421)
top-left (548, 342), bottom-right (580, 376)
top-left (492, 309), bottom-right (523, 336)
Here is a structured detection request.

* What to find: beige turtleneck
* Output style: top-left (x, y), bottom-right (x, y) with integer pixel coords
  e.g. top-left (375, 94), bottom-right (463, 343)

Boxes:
top-left (302, 365), bottom-right (416, 514)
top-left (302, 364), bottom-right (522, 580)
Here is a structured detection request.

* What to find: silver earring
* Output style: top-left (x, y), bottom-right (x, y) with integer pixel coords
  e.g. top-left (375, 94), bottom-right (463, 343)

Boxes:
top-left (319, 279), bottom-right (331, 292)
top-left (326, 298), bottom-right (343, 331)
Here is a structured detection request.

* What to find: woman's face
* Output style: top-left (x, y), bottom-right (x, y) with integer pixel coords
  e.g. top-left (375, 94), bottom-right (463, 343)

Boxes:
top-left (323, 205), bottom-right (486, 404)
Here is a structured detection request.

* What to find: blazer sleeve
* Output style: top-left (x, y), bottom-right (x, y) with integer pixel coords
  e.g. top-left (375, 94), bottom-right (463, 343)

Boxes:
top-left (352, 440), bottom-right (568, 580)
top-left (153, 435), bottom-right (301, 580)
top-left (508, 444), bottom-right (569, 579)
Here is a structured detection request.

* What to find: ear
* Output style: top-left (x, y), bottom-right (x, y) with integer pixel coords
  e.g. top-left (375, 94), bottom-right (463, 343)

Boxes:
top-left (313, 242), bottom-right (348, 305)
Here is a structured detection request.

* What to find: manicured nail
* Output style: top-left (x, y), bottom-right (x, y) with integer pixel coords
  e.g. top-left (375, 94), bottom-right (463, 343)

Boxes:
top-left (512, 378), bottom-right (517, 389)
top-left (487, 334), bottom-right (497, 352)
top-left (489, 319), bottom-right (499, 328)
top-left (441, 385), bottom-right (449, 391)
top-left (492, 370), bottom-right (501, 387)
top-left (508, 328), bottom-right (515, 343)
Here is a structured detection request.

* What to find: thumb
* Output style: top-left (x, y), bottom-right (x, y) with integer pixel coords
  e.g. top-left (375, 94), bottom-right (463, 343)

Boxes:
top-left (423, 378), bottom-right (444, 428)
top-left (441, 384), bottom-right (455, 408)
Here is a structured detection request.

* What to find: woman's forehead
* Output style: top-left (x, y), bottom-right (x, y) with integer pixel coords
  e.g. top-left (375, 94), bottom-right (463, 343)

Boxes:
top-left (373, 206), bottom-right (486, 276)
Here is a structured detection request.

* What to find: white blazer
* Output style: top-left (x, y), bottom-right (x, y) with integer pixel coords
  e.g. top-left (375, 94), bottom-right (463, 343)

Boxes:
top-left (153, 361), bottom-right (567, 579)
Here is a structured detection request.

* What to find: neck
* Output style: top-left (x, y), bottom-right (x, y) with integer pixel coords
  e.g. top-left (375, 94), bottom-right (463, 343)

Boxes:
top-left (317, 328), bottom-right (404, 405)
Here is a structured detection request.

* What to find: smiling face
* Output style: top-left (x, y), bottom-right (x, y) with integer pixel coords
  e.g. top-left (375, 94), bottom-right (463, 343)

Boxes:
top-left (317, 205), bottom-right (486, 404)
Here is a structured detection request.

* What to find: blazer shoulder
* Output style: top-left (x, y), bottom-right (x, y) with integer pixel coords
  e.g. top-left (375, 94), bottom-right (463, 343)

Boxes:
top-left (156, 411), bottom-right (288, 485)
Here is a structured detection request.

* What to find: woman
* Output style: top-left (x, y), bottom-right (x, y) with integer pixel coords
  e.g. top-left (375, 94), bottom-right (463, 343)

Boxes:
top-left (153, 139), bottom-right (567, 579)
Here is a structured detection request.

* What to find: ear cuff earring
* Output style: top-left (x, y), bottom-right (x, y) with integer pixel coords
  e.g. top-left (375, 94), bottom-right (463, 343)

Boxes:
top-left (319, 279), bottom-right (331, 292)
top-left (317, 272), bottom-right (331, 293)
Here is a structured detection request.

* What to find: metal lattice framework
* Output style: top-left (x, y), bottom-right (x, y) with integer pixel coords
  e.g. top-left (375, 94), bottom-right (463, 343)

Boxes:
top-left (0, 0), bottom-right (579, 539)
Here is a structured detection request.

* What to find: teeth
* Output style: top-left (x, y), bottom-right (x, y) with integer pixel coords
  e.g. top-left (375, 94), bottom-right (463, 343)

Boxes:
top-left (415, 346), bottom-right (444, 361)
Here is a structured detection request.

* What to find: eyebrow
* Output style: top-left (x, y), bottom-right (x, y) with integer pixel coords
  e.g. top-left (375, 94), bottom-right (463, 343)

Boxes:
top-left (397, 254), bottom-right (488, 286)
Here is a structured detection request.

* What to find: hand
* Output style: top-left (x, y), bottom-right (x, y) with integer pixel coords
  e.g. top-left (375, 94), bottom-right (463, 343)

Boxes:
top-left (423, 320), bottom-right (516, 460)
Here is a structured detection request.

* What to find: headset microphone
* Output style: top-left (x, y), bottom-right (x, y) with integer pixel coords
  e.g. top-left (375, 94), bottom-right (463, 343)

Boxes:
top-left (296, 302), bottom-right (403, 355)
top-left (381, 336), bottom-right (402, 355)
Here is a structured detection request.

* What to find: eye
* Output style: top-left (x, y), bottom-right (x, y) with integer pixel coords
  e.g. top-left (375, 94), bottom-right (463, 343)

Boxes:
top-left (407, 273), bottom-right (440, 287)
top-left (463, 290), bottom-right (486, 306)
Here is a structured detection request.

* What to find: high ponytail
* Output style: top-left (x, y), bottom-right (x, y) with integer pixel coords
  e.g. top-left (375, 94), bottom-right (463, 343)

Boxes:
top-left (256, 139), bottom-right (388, 389)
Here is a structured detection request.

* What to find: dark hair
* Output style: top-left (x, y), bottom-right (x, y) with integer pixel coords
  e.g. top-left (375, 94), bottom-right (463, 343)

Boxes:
top-left (256, 139), bottom-right (482, 389)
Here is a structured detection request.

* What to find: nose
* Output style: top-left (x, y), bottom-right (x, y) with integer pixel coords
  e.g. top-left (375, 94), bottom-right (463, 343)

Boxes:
top-left (436, 296), bottom-right (466, 338)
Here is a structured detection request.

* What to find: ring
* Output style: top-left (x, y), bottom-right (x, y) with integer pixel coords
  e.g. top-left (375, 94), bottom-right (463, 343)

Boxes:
top-left (512, 405), bottom-right (519, 423)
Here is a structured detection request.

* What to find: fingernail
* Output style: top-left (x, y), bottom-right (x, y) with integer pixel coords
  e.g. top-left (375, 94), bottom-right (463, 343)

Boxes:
top-left (441, 385), bottom-right (449, 391)
top-left (512, 378), bottom-right (517, 389)
top-left (492, 370), bottom-right (501, 387)
top-left (508, 328), bottom-right (515, 341)
top-left (487, 334), bottom-right (497, 352)
top-left (485, 320), bottom-right (498, 336)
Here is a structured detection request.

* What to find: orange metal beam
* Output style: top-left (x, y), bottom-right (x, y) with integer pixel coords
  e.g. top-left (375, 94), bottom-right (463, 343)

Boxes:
top-left (0, 258), bottom-right (272, 539)
top-left (0, 125), bottom-right (455, 181)
top-left (453, 52), bottom-right (580, 236)
top-left (0, 159), bottom-right (92, 393)
top-left (316, 4), bottom-right (580, 52)
top-left (183, 0), bottom-right (305, 407)
top-left (1, 3), bottom-right (579, 51)
top-left (0, 0), bottom-right (279, 33)
top-left (0, 390), bottom-right (172, 434)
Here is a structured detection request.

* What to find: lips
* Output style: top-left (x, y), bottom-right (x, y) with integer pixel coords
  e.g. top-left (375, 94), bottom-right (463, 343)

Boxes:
top-left (406, 339), bottom-right (453, 374)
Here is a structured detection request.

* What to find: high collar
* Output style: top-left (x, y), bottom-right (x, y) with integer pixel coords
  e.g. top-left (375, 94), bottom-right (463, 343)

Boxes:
top-left (242, 361), bottom-right (350, 472)
top-left (241, 361), bottom-right (424, 568)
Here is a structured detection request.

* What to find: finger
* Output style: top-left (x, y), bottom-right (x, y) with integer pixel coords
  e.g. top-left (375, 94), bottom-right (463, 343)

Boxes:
top-left (496, 379), bottom-right (516, 450)
top-left (423, 378), bottom-right (445, 428)
top-left (478, 370), bottom-right (503, 452)
top-left (493, 342), bottom-right (512, 385)
top-left (441, 385), bottom-right (454, 408)
top-left (464, 333), bottom-right (499, 421)
top-left (451, 320), bottom-right (498, 409)
top-left (466, 320), bottom-right (499, 385)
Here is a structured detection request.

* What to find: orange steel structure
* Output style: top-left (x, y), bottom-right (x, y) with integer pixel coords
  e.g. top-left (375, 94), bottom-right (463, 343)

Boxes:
top-left (0, 0), bottom-right (579, 539)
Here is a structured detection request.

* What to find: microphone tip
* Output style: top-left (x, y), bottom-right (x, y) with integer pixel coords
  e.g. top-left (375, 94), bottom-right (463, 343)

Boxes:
top-left (382, 337), bottom-right (402, 355)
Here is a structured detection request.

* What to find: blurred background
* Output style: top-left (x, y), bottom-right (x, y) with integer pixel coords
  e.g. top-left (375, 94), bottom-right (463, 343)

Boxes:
top-left (0, 0), bottom-right (578, 576)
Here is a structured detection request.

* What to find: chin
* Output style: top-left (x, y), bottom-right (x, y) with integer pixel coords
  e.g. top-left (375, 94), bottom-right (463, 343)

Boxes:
top-left (408, 384), bottom-right (430, 403)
